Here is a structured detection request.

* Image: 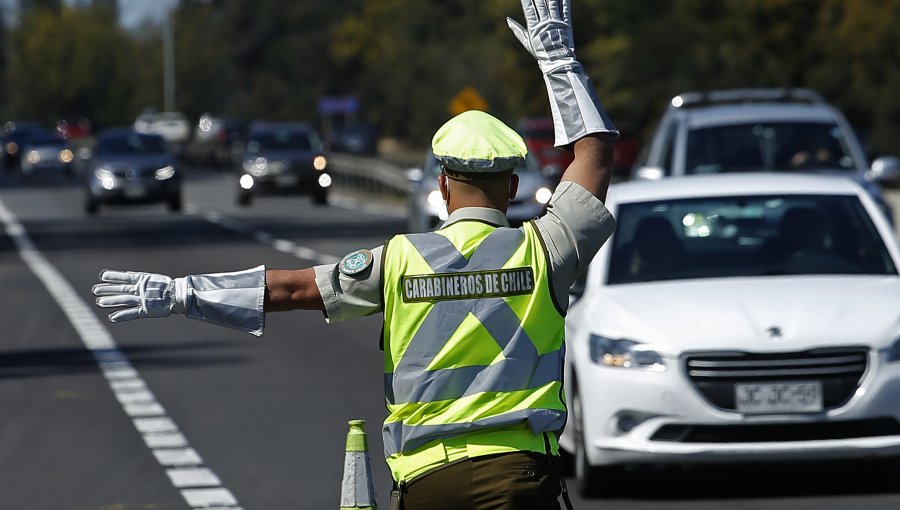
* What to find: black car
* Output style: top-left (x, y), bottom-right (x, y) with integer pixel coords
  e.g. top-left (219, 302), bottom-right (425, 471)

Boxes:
top-left (237, 122), bottom-right (331, 206)
top-left (84, 129), bottom-right (182, 215)
top-left (2, 122), bottom-right (53, 171)
top-left (328, 121), bottom-right (378, 156)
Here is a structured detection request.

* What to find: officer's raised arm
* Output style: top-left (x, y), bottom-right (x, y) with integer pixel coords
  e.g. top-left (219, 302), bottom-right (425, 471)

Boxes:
top-left (507, 0), bottom-right (618, 200)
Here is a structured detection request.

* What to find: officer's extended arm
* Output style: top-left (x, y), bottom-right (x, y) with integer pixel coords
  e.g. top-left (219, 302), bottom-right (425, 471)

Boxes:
top-left (508, 0), bottom-right (617, 201)
top-left (92, 266), bottom-right (324, 336)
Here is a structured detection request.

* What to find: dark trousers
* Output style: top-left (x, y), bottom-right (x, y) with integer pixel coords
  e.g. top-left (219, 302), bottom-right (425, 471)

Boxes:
top-left (389, 451), bottom-right (563, 510)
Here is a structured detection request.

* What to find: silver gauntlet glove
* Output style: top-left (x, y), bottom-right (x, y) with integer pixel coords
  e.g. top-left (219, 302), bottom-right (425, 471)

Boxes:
top-left (507, 0), bottom-right (618, 147)
top-left (93, 265), bottom-right (266, 336)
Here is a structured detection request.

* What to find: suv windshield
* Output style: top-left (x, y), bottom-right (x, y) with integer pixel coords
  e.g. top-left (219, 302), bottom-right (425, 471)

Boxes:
top-left (685, 122), bottom-right (857, 175)
top-left (608, 194), bottom-right (895, 284)
top-left (247, 129), bottom-right (317, 152)
top-left (97, 134), bottom-right (167, 155)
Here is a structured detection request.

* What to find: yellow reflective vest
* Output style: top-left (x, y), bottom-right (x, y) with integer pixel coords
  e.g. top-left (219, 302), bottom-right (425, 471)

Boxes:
top-left (381, 219), bottom-right (567, 483)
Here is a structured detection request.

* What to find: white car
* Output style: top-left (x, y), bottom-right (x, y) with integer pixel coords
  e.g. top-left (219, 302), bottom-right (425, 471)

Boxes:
top-left (561, 173), bottom-right (900, 496)
top-left (134, 112), bottom-right (191, 147)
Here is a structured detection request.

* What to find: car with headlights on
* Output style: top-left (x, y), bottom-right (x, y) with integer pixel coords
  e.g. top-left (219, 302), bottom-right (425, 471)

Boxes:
top-left (632, 88), bottom-right (899, 223)
top-left (84, 129), bottom-right (181, 215)
top-left (236, 122), bottom-right (331, 206)
top-left (562, 172), bottom-right (900, 496)
top-left (19, 132), bottom-right (74, 179)
top-left (407, 149), bottom-right (554, 232)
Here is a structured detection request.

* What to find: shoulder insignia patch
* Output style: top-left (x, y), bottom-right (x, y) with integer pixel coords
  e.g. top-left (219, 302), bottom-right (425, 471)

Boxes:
top-left (339, 249), bottom-right (374, 276)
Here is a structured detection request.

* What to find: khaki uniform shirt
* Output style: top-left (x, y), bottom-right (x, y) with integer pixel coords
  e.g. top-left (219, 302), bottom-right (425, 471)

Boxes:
top-left (314, 181), bottom-right (616, 321)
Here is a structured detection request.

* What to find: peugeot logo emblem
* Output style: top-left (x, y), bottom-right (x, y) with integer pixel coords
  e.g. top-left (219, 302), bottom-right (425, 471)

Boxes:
top-left (767, 327), bottom-right (783, 338)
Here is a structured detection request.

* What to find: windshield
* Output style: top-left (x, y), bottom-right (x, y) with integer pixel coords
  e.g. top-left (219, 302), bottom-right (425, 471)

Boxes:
top-left (685, 122), bottom-right (858, 175)
top-left (247, 129), bottom-right (318, 152)
top-left (96, 134), bottom-right (167, 155)
top-left (608, 194), bottom-right (896, 284)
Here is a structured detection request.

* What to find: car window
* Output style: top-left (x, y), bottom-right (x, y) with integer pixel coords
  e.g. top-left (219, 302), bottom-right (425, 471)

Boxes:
top-left (685, 122), bottom-right (857, 175)
top-left (97, 134), bottom-right (167, 155)
top-left (247, 129), bottom-right (318, 152)
top-left (607, 194), bottom-right (896, 284)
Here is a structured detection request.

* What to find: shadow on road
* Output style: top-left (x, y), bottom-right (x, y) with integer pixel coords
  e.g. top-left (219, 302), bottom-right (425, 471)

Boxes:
top-left (570, 459), bottom-right (900, 500)
top-left (0, 341), bottom-right (248, 380)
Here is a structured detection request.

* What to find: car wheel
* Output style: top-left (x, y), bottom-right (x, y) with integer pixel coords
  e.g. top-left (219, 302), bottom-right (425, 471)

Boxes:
top-left (237, 191), bottom-right (252, 207)
top-left (85, 198), bottom-right (99, 215)
top-left (312, 188), bottom-right (328, 206)
top-left (573, 388), bottom-right (616, 497)
top-left (167, 194), bottom-right (182, 212)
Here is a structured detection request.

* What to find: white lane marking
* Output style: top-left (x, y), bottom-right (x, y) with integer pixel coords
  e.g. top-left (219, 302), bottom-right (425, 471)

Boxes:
top-left (0, 199), bottom-right (239, 509)
top-left (180, 488), bottom-right (239, 508)
top-left (167, 468), bottom-right (222, 488)
top-left (188, 208), bottom-right (344, 265)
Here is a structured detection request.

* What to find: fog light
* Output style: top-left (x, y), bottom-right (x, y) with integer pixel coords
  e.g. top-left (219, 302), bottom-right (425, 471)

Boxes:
top-left (239, 174), bottom-right (254, 190)
top-left (617, 414), bottom-right (637, 433)
top-left (317, 173), bottom-right (332, 188)
top-left (535, 187), bottom-right (552, 205)
top-left (26, 151), bottom-right (40, 164)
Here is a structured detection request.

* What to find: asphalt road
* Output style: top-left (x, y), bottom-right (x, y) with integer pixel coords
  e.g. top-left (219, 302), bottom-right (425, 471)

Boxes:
top-left (1, 168), bottom-right (899, 510)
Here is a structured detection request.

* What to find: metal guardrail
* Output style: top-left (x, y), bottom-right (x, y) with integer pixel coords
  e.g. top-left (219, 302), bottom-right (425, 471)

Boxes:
top-left (328, 153), bottom-right (412, 199)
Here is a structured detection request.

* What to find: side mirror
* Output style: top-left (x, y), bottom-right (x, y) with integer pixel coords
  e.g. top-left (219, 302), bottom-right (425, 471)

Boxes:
top-left (631, 166), bottom-right (665, 181)
top-left (868, 157), bottom-right (900, 186)
top-left (406, 168), bottom-right (424, 183)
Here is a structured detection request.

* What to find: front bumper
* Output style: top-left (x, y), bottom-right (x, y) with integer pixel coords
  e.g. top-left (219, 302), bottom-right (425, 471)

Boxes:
top-left (567, 349), bottom-right (900, 466)
top-left (88, 178), bottom-right (180, 203)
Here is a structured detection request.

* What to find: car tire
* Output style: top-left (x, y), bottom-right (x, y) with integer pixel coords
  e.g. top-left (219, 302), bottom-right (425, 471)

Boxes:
top-left (167, 194), bottom-right (182, 212)
top-left (85, 198), bottom-right (99, 215)
top-left (312, 188), bottom-right (328, 206)
top-left (573, 388), bottom-right (617, 497)
top-left (237, 191), bottom-right (252, 207)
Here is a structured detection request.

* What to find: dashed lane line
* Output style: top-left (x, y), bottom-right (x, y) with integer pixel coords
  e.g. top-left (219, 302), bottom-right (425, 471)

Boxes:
top-left (0, 199), bottom-right (243, 510)
top-left (184, 204), bottom-right (341, 265)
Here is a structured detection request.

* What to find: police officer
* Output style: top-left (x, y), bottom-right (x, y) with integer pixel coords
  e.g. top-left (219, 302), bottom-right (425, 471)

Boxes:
top-left (92, 1), bottom-right (617, 508)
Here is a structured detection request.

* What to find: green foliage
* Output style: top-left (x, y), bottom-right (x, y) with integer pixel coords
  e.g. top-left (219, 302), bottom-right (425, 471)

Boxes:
top-left (3, 0), bottom-right (899, 155)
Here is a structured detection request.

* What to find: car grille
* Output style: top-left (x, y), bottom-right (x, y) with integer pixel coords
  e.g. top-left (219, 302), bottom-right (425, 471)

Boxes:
top-left (650, 418), bottom-right (900, 443)
top-left (684, 348), bottom-right (868, 411)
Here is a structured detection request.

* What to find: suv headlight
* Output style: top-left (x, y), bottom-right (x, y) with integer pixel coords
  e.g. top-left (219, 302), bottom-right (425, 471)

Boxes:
top-left (535, 187), bottom-right (553, 205)
top-left (313, 155), bottom-right (327, 171)
top-left (588, 335), bottom-right (666, 371)
top-left (155, 165), bottom-right (175, 180)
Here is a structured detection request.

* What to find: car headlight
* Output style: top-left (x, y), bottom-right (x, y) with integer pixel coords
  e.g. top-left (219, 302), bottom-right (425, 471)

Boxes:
top-left (244, 157), bottom-right (268, 176)
top-left (313, 155), bottom-right (328, 171)
top-left (94, 167), bottom-right (115, 190)
top-left (58, 149), bottom-right (74, 163)
top-left (155, 165), bottom-right (175, 180)
top-left (535, 187), bottom-right (553, 205)
top-left (588, 335), bottom-right (666, 371)
top-left (317, 173), bottom-right (332, 188)
top-left (6, 142), bottom-right (18, 155)
top-left (26, 151), bottom-right (40, 164)
top-left (886, 337), bottom-right (900, 363)
top-left (239, 174), bottom-right (255, 190)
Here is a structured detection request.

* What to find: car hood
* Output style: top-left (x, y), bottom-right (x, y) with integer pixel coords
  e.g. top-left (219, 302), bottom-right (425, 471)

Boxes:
top-left (579, 276), bottom-right (900, 353)
top-left (92, 154), bottom-right (174, 169)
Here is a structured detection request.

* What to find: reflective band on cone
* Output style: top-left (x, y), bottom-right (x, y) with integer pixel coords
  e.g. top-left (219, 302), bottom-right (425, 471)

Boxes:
top-left (340, 419), bottom-right (377, 510)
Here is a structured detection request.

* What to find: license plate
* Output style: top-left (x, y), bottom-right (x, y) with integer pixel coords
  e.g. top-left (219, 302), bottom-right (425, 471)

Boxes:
top-left (735, 381), bottom-right (823, 413)
top-left (276, 174), bottom-right (298, 187)
top-left (124, 185), bottom-right (146, 198)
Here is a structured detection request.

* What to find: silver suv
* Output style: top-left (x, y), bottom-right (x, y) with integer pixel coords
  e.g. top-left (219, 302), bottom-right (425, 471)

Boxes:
top-left (633, 88), bottom-right (899, 221)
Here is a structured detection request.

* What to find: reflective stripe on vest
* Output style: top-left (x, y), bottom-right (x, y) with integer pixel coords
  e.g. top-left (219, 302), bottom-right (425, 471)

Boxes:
top-left (381, 220), bottom-right (567, 457)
